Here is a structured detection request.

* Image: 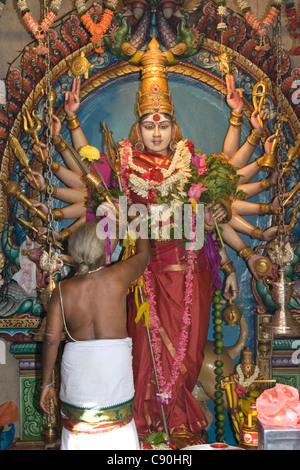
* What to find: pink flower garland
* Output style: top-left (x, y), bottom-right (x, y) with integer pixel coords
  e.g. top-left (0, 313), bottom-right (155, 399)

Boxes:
top-left (144, 249), bottom-right (196, 404)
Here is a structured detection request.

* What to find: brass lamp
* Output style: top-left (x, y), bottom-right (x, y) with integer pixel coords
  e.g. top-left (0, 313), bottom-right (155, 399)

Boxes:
top-left (266, 242), bottom-right (300, 336)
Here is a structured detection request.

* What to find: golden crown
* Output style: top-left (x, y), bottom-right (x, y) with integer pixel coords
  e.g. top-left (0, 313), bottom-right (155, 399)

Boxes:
top-left (137, 38), bottom-right (174, 118)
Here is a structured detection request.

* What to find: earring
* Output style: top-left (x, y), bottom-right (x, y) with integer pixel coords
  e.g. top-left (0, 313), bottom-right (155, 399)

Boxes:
top-left (169, 141), bottom-right (177, 151)
top-left (135, 141), bottom-right (145, 152)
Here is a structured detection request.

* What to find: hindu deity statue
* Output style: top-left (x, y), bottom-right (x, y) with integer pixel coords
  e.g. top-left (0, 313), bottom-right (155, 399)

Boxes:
top-left (15, 37), bottom-right (290, 443)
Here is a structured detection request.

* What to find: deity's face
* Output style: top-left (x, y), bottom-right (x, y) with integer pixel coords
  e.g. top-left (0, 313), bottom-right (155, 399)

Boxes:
top-left (242, 363), bottom-right (255, 378)
top-left (138, 113), bottom-right (174, 156)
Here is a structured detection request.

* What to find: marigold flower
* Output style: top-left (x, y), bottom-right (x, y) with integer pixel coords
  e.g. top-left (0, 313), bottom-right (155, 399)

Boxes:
top-left (78, 145), bottom-right (100, 162)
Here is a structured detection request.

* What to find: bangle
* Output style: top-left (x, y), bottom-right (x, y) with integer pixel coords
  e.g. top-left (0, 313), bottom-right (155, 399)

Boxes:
top-left (52, 208), bottom-right (63, 221)
top-left (247, 129), bottom-right (262, 147)
top-left (60, 228), bottom-right (71, 242)
top-left (51, 161), bottom-right (60, 174)
top-left (251, 227), bottom-right (264, 240)
top-left (52, 134), bottom-right (67, 153)
top-left (259, 203), bottom-right (273, 216)
top-left (204, 221), bottom-right (215, 231)
top-left (66, 114), bottom-right (81, 130)
top-left (221, 260), bottom-right (236, 275)
top-left (40, 382), bottom-right (53, 389)
top-left (229, 111), bottom-right (243, 126)
top-left (239, 245), bottom-right (254, 261)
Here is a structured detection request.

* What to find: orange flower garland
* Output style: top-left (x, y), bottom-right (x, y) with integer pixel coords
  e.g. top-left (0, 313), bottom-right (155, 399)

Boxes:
top-left (17, 0), bottom-right (62, 41)
top-left (237, 0), bottom-right (281, 51)
top-left (75, 0), bottom-right (117, 53)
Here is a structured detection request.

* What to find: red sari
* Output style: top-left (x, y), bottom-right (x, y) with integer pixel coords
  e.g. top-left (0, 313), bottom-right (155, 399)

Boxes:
top-left (126, 149), bottom-right (213, 434)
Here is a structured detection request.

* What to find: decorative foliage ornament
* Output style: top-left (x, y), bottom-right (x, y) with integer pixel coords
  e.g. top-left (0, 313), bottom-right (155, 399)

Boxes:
top-left (75, 0), bottom-right (117, 53)
top-left (237, 0), bottom-right (281, 51)
top-left (17, 0), bottom-right (62, 54)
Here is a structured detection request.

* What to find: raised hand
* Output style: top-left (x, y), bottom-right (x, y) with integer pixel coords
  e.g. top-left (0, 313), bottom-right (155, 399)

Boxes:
top-left (64, 77), bottom-right (81, 117)
top-left (226, 74), bottom-right (244, 114)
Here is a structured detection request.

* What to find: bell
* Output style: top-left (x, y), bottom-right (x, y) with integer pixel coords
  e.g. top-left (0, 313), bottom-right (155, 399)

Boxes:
top-left (41, 423), bottom-right (58, 445)
top-left (223, 298), bottom-right (242, 326)
top-left (266, 268), bottom-right (300, 336)
top-left (41, 397), bottom-right (60, 446)
top-left (257, 152), bottom-right (277, 172)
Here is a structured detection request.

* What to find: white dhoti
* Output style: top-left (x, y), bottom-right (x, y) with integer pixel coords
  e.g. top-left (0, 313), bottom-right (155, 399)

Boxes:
top-left (59, 337), bottom-right (140, 450)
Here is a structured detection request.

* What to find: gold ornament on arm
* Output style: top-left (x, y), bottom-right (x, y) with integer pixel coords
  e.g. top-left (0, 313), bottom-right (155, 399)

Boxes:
top-left (247, 129), bottom-right (262, 147)
top-left (230, 111), bottom-right (243, 126)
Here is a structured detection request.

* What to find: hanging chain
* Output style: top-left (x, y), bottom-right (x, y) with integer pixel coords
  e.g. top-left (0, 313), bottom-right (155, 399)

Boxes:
top-left (44, 28), bottom-right (55, 249)
top-left (274, 11), bottom-right (287, 249)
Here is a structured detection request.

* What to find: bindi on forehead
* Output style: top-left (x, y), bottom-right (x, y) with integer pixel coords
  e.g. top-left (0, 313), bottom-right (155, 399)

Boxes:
top-left (153, 113), bottom-right (161, 122)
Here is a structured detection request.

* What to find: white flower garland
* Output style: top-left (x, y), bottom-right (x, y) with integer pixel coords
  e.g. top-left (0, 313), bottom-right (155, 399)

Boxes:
top-left (17, 0), bottom-right (62, 14)
top-left (123, 140), bottom-right (192, 198)
top-left (75, 0), bottom-right (118, 15)
top-left (236, 364), bottom-right (260, 388)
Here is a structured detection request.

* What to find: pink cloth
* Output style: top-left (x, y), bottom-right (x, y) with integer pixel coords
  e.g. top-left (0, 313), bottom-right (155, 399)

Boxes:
top-left (256, 384), bottom-right (300, 427)
top-left (86, 155), bottom-right (112, 222)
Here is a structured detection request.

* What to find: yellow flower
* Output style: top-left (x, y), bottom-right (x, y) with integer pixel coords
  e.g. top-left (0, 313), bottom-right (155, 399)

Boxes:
top-left (78, 145), bottom-right (100, 162)
top-left (188, 198), bottom-right (198, 213)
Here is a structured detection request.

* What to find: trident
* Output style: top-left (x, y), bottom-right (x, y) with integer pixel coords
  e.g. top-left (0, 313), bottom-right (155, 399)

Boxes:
top-left (23, 109), bottom-right (46, 164)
